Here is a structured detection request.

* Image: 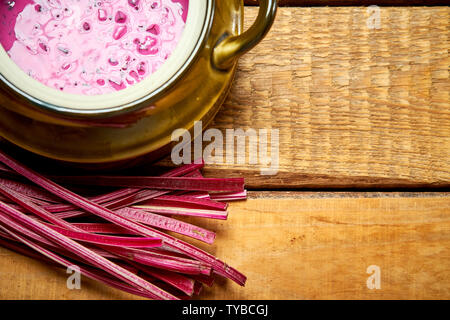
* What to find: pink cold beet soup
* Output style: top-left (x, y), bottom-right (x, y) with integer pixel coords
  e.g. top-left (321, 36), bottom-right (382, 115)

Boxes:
top-left (0, 0), bottom-right (189, 95)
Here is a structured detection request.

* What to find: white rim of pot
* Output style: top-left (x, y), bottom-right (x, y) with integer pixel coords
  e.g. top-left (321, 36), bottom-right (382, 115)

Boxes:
top-left (0, 0), bottom-right (207, 111)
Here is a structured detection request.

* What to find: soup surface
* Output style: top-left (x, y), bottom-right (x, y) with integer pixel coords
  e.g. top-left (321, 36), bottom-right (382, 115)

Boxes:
top-left (0, 0), bottom-right (188, 95)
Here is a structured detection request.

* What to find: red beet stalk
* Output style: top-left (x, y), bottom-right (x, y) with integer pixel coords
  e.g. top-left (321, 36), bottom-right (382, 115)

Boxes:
top-left (134, 205), bottom-right (229, 220)
top-left (43, 162), bottom-right (204, 213)
top-left (51, 175), bottom-right (245, 192)
top-left (0, 182), bottom-right (83, 232)
top-left (0, 178), bottom-right (59, 203)
top-left (106, 246), bottom-right (212, 276)
top-left (134, 264), bottom-right (196, 296)
top-left (45, 224), bottom-right (162, 248)
top-left (114, 207), bottom-right (217, 244)
top-left (0, 226), bottom-right (163, 299)
top-left (0, 149), bottom-right (247, 295)
top-left (67, 223), bottom-right (134, 235)
top-left (50, 205), bottom-right (217, 244)
top-left (0, 200), bottom-right (178, 300)
top-left (211, 190), bottom-right (248, 201)
top-left (138, 195), bottom-right (228, 211)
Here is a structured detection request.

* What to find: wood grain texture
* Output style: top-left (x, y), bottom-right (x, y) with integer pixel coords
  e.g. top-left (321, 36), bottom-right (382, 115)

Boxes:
top-left (182, 7), bottom-right (449, 189)
top-left (1, 192), bottom-right (449, 299)
top-left (244, 0), bottom-right (450, 6)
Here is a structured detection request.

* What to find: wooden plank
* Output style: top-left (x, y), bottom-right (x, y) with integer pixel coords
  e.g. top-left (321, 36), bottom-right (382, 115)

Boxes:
top-left (0, 192), bottom-right (448, 299)
top-left (244, 0), bottom-right (450, 6)
top-left (164, 6), bottom-right (449, 189)
top-left (0, 7), bottom-right (448, 190)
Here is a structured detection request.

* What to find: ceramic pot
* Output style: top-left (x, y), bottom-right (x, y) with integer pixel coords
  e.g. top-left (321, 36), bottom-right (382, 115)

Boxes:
top-left (0, 0), bottom-right (277, 165)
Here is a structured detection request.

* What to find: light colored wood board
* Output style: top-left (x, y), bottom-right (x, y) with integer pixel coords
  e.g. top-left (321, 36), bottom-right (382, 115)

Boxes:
top-left (0, 253), bottom-right (143, 300)
top-left (0, 193), bottom-right (449, 299)
top-left (158, 7), bottom-right (450, 189)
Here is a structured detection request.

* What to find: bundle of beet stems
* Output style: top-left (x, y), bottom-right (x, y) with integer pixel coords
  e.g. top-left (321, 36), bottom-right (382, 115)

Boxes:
top-left (0, 149), bottom-right (247, 300)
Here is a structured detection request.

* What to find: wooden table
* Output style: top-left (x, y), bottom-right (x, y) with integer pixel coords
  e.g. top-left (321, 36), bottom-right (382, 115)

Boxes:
top-left (0, 2), bottom-right (449, 299)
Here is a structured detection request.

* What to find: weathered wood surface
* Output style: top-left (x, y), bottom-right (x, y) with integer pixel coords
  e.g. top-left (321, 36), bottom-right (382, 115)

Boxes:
top-left (1, 192), bottom-right (448, 299)
top-left (245, 0), bottom-right (450, 6)
top-left (0, 6), bottom-right (449, 301)
top-left (178, 6), bottom-right (450, 189)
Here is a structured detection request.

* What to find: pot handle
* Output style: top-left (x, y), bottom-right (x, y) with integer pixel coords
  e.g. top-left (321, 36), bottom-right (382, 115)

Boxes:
top-left (213, 0), bottom-right (277, 70)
